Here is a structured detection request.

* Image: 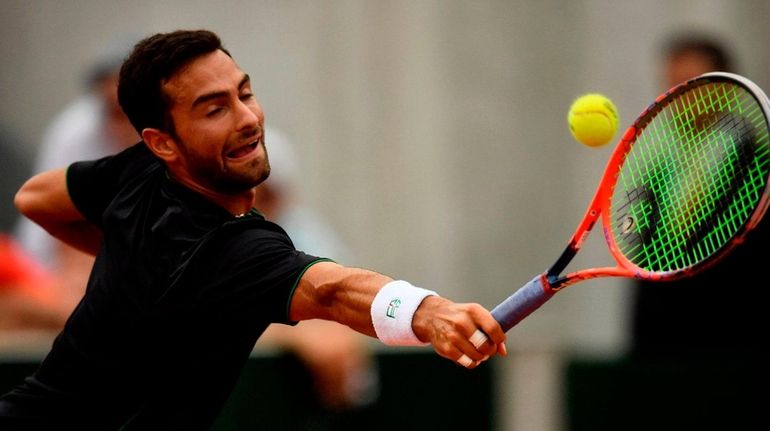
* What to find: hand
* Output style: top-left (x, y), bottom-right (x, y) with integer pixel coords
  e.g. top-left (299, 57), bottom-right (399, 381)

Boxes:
top-left (411, 296), bottom-right (507, 368)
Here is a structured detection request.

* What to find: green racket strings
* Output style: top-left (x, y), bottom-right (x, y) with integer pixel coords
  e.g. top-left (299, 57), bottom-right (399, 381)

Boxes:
top-left (611, 81), bottom-right (770, 273)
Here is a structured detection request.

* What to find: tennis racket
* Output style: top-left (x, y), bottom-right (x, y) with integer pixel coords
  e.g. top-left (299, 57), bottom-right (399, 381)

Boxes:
top-left (471, 72), bottom-right (770, 348)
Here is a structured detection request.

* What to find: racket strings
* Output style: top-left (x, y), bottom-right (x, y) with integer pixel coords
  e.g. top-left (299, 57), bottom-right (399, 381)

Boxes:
top-left (645, 109), bottom-right (758, 268)
top-left (610, 81), bottom-right (770, 273)
top-left (644, 91), bottom-right (765, 268)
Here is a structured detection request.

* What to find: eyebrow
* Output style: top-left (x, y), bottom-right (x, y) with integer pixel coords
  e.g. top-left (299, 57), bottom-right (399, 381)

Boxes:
top-left (191, 74), bottom-right (251, 109)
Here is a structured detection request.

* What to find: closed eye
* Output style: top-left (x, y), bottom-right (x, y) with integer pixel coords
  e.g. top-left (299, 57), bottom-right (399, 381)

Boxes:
top-left (206, 106), bottom-right (224, 117)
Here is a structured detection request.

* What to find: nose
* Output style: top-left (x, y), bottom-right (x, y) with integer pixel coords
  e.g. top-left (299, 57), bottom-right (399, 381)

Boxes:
top-left (235, 98), bottom-right (261, 132)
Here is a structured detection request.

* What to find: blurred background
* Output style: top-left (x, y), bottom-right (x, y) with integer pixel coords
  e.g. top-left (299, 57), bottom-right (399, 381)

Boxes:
top-left (1, 1), bottom-right (768, 430)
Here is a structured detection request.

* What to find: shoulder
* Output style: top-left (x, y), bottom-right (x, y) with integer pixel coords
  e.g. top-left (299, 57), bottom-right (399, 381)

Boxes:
top-left (67, 142), bottom-right (160, 200)
top-left (65, 143), bottom-right (160, 227)
top-left (187, 218), bottom-right (307, 273)
top-left (70, 142), bottom-right (159, 181)
top-left (215, 218), bottom-right (295, 254)
top-left (170, 218), bottom-right (313, 289)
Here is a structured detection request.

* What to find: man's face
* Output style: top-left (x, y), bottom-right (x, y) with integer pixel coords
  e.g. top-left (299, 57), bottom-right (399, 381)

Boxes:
top-left (664, 51), bottom-right (716, 89)
top-left (162, 50), bottom-right (269, 194)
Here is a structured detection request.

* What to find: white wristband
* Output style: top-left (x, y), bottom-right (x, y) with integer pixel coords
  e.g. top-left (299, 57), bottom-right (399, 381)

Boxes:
top-left (370, 280), bottom-right (438, 346)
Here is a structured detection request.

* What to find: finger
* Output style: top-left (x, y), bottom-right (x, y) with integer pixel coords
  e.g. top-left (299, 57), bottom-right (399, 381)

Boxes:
top-left (467, 329), bottom-right (499, 359)
top-left (467, 325), bottom-right (503, 357)
top-left (498, 341), bottom-right (508, 356)
top-left (469, 329), bottom-right (488, 349)
top-left (456, 354), bottom-right (474, 368)
top-left (455, 333), bottom-right (489, 362)
top-left (460, 334), bottom-right (492, 364)
top-left (440, 343), bottom-right (483, 369)
top-left (466, 304), bottom-right (506, 347)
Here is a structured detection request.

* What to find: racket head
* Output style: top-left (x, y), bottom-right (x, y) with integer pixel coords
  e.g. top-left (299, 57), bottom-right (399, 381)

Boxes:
top-left (601, 72), bottom-right (770, 281)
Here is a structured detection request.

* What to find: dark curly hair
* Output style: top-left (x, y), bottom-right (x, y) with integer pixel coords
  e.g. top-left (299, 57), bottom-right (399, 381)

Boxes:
top-left (118, 30), bottom-right (231, 135)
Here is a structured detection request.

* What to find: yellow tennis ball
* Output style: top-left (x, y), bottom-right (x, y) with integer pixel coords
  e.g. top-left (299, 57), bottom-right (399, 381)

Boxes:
top-left (567, 93), bottom-right (619, 147)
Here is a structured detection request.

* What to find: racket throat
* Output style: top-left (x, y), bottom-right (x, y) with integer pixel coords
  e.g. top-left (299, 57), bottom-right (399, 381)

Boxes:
top-left (546, 243), bottom-right (578, 287)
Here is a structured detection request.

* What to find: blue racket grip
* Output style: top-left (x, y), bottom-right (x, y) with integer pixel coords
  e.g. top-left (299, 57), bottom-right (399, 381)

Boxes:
top-left (491, 274), bottom-right (555, 332)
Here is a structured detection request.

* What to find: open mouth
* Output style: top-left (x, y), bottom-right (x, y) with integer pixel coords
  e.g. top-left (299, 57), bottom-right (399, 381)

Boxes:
top-left (226, 140), bottom-right (259, 159)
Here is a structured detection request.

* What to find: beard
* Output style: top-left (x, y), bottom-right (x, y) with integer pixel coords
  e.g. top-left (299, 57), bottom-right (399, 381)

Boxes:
top-left (181, 140), bottom-right (271, 195)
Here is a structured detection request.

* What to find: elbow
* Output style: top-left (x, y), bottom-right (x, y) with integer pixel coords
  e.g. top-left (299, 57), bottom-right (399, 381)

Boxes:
top-left (290, 261), bottom-right (346, 321)
top-left (13, 168), bottom-right (72, 224)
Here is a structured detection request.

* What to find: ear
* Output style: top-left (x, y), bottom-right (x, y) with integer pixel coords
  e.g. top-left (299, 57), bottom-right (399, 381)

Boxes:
top-left (142, 128), bottom-right (179, 163)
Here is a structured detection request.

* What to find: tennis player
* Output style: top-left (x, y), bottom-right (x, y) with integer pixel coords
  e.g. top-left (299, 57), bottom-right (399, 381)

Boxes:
top-left (0, 30), bottom-right (506, 429)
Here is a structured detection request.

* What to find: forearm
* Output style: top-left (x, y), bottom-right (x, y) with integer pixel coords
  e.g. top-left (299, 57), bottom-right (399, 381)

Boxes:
top-left (43, 221), bottom-right (103, 256)
top-left (291, 261), bottom-right (508, 369)
top-left (15, 168), bottom-right (102, 256)
top-left (290, 262), bottom-right (391, 337)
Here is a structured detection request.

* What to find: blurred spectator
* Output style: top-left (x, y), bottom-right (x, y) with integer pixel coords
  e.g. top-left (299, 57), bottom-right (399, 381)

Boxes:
top-left (659, 33), bottom-right (734, 89)
top-left (630, 33), bottom-right (767, 357)
top-left (13, 35), bottom-right (139, 314)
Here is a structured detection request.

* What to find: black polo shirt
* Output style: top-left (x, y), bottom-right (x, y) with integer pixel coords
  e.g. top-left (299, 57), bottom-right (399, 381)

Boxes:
top-left (0, 143), bottom-right (326, 429)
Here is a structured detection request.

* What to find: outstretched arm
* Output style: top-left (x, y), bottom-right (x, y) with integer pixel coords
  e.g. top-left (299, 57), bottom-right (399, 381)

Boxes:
top-left (14, 168), bottom-right (102, 256)
top-left (291, 261), bottom-right (507, 368)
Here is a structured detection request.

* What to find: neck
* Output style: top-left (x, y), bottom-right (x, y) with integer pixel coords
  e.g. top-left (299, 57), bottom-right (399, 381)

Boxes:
top-left (168, 171), bottom-right (256, 217)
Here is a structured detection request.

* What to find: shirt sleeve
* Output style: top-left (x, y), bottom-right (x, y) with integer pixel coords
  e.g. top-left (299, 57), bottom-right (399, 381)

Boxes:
top-left (190, 221), bottom-right (330, 326)
top-left (66, 143), bottom-right (156, 227)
